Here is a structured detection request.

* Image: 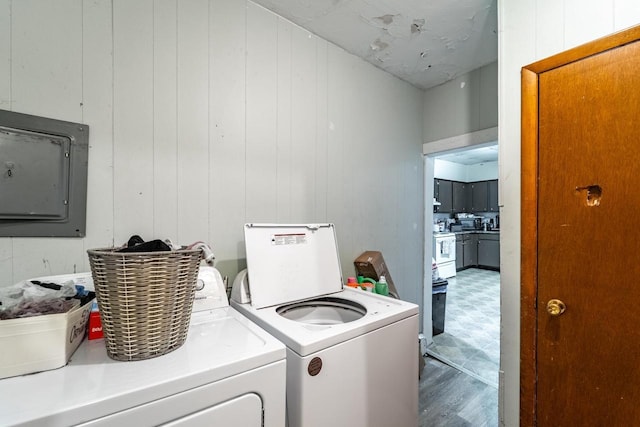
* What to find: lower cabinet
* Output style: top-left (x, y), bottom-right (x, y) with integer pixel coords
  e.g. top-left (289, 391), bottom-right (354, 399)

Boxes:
top-left (455, 233), bottom-right (478, 270)
top-left (477, 234), bottom-right (500, 269)
top-left (455, 238), bottom-right (464, 270)
top-left (463, 234), bottom-right (478, 267)
top-left (455, 232), bottom-right (499, 270)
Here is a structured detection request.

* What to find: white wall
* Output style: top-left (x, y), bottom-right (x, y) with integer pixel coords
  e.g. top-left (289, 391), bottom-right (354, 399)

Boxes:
top-left (467, 161), bottom-right (498, 181)
top-left (433, 159), bottom-right (467, 181)
top-left (499, 2), bottom-right (640, 426)
top-left (434, 159), bottom-right (498, 182)
top-left (0, 0), bottom-right (425, 311)
top-left (423, 61), bottom-right (498, 142)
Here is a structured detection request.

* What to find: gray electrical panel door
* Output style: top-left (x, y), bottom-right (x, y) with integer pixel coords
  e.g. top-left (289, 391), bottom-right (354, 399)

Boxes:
top-left (0, 109), bottom-right (89, 237)
top-left (1, 128), bottom-right (70, 220)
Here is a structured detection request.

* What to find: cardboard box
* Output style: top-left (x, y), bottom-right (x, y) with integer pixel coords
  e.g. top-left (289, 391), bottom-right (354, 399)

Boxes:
top-left (0, 274), bottom-right (94, 379)
top-left (354, 251), bottom-right (399, 297)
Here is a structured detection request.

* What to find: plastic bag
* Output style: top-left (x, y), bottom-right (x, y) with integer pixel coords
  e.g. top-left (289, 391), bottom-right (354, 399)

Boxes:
top-left (0, 279), bottom-right (80, 320)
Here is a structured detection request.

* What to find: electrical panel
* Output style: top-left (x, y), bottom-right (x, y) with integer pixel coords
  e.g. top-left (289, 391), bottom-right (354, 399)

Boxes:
top-left (0, 109), bottom-right (89, 237)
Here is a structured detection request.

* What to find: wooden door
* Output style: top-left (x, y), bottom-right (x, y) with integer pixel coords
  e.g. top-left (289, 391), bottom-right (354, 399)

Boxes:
top-left (521, 26), bottom-right (640, 426)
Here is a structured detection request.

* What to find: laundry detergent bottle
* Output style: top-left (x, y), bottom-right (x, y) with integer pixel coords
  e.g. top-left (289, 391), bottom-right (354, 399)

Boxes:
top-left (359, 277), bottom-right (376, 292)
top-left (375, 275), bottom-right (389, 296)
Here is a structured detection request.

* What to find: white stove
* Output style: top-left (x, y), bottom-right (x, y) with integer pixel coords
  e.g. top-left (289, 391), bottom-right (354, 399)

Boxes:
top-left (433, 232), bottom-right (457, 278)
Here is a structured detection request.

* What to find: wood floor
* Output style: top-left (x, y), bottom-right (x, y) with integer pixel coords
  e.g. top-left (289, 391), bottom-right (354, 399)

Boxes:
top-left (419, 355), bottom-right (498, 426)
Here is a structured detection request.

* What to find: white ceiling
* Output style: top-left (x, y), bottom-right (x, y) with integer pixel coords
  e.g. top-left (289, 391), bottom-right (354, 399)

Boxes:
top-left (436, 143), bottom-right (498, 165)
top-left (252, 0), bottom-right (498, 90)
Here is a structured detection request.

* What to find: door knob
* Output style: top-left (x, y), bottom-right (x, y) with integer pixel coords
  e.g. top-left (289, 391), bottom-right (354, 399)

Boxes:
top-left (546, 299), bottom-right (566, 316)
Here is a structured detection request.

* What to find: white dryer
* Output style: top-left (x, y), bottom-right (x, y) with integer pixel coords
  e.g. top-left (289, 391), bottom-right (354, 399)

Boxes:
top-left (0, 271), bottom-right (286, 427)
top-left (231, 223), bottom-right (419, 427)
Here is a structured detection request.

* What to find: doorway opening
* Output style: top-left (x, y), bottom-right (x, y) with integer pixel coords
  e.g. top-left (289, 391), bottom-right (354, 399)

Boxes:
top-left (422, 127), bottom-right (501, 389)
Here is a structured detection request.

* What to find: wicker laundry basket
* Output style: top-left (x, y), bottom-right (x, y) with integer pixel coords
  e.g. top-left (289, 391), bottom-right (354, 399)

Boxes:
top-left (87, 248), bottom-right (202, 361)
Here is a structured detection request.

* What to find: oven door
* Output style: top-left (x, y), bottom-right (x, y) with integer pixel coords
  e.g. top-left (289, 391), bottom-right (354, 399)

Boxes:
top-left (433, 236), bottom-right (456, 264)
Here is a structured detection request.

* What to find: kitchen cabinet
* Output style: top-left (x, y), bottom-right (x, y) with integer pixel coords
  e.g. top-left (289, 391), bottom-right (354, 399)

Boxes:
top-left (452, 181), bottom-right (471, 213)
top-left (436, 179), bottom-right (498, 214)
top-left (470, 181), bottom-right (488, 213)
top-left (455, 236), bottom-right (463, 270)
top-left (434, 179), bottom-right (452, 213)
top-left (488, 180), bottom-right (499, 212)
top-left (456, 233), bottom-right (478, 270)
top-left (456, 232), bottom-right (500, 271)
top-left (464, 234), bottom-right (478, 267)
top-left (478, 233), bottom-right (500, 269)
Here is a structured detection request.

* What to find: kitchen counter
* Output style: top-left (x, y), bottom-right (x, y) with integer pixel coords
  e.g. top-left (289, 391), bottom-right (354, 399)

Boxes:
top-left (450, 230), bottom-right (500, 235)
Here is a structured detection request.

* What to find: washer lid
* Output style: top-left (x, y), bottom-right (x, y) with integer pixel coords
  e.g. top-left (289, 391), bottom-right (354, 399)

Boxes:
top-left (244, 223), bottom-right (343, 309)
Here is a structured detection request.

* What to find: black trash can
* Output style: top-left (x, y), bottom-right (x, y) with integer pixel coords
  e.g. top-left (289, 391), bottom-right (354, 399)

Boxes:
top-left (432, 278), bottom-right (448, 336)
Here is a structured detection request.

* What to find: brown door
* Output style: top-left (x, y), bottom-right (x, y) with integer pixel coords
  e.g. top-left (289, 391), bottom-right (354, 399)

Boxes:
top-left (521, 26), bottom-right (640, 426)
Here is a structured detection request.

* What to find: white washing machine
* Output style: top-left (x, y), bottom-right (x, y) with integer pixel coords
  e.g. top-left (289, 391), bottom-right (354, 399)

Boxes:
top-left (0, 271), bottom-right (286, 427)
top-left (230, 223), bottom-right (419, 427)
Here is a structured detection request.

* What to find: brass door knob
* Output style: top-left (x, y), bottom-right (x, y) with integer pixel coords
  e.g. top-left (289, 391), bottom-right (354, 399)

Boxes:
top-left (547, 299), bottom-right (566, 316)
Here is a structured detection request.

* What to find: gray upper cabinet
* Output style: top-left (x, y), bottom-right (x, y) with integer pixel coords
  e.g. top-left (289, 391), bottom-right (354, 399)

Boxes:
top-left (471, 181), bottom-right (488, 213)
top-left (434, 179), bottom-right (452, 213)
top-left (452, 181), bottom-right (470, 213)
top-left (435, 178), bottom-right (498, 214)
top-left (488, 179), bottom-right (499, 212)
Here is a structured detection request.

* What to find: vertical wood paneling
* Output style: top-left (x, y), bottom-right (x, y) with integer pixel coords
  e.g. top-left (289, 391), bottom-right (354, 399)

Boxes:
top-left (0, 0), bottom-right (12, 284)
top-left (245, 2), bottom-right (278, 222)
top-left (468, 71), bottom-right (481, 132)
top-left (536, 0), bottom-right (564, 59)
top-left (11, 0), bottom-right (82, 120)
top-left (290, 26), bottom-right (317, 222)
top-left (209, 0), bottom-right (246, 272)
top-left (400, 155), bottom-right (423, 302)
top-left (614, 0), bottom-right (640, 31)
top-left (82, 0), bottom-right (115, 266)
top-left (326, 45), bottom-right (350, 269)
top-left (113, 0), bottom-right (154, 244)
top-left (276, 17), bottom-right (292, 222)
top-left (564, 0), bottom-right (613, 48)
top-left (12, 240), bottom-right (87, 280)
top-left (0, 242), bottom-right (11, 287)
top-left (423, 62), bottom-right (497, 143)
top-left (176, 0), bottom-right (209, 244)
top-left (368, 73), bottom-right (396, 272)
top-left (11, 0), bottom-right (85, 280)
top-left (153, 0), bottom-right (178, 242)
top-left (478, 61), bottom-right (498, 130)
top-left (0, 0), bottom-right (10, 110)
top-left (395, 84), bottom-right (424, 303)
top-left (350, 58), bottom-right (377, 254)
top-left (0, 1), bottom-right (426, 328)
top-left (314, 38), bottom-right (329, 221)
top-left (498, 0), bottom-right (537, 425)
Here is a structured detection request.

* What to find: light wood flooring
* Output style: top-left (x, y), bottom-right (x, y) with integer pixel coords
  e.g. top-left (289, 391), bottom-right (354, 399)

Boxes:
top-left (419, 355), bottom-right (498, 426)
